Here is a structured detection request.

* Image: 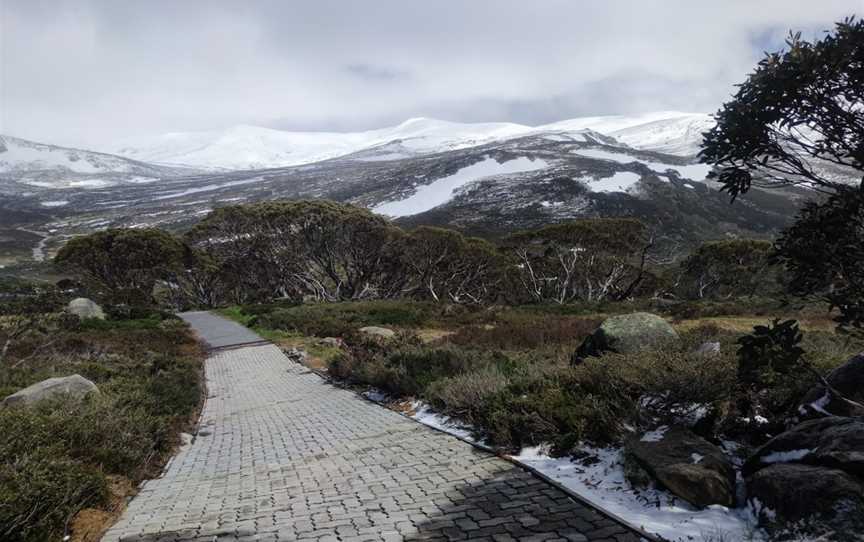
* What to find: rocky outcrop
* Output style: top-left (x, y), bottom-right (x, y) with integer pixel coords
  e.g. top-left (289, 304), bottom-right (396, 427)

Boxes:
top-left (625, 425), bottom-right (736, 507)
top-left (744, 417), bottom-right (864, 537)
top-left (358, 326), bottom-right (396, 339)
top-left (747, 464), bottom-right (864, 534)
top-left (67, 297), bottom-right (105, 320)
top-left (800, 353), bottom-right (864, 417)
top-left (744, 417), bottom-right (864, 477)
top-left (2, 374), bottom-right (99, 407)
top-left (573, 312), bottom-right (678, 362)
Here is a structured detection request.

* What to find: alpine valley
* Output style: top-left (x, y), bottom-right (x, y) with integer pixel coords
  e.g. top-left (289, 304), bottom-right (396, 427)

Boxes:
top-left (0, 112), bottom-right (815, 265)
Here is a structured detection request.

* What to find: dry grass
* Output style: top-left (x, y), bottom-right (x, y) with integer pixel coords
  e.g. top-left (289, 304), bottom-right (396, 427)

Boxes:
top-left (674, 315), bottom-right (837, 333)
top-left (415, 328), bottom-right (455, 343)
top-left (70, 476), bottom-right (137, 542)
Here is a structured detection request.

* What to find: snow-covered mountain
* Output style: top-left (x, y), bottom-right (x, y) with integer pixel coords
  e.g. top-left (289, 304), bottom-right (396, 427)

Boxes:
top-left (106, 112), bottom-right (713, 171)
top-left (0, 135), bottom-right (195, 191)
top-left (3, 111), bottom-right (814, 267)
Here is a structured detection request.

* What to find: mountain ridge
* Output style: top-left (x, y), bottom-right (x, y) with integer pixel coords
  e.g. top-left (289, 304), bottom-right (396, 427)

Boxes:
top-left (101, 112), bottom-right (714, 171)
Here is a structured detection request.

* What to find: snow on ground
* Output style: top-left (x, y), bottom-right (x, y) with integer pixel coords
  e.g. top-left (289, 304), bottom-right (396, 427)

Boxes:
top-left (514, 445), bottom-right (760, 542)
top-left (361, 391), bottom-right (761, 542)
top-left (585, 171), bottom-right (642, 193)
top-left (761, 449), bottom-right (812, 464)
top-left (153, 177), bottom-right (264, 200)
top-left (373, 156), bottom-right (548, 217)
top-left (573, 148), bottom-right (711, 182)
top-left (0, 137), bottom-right (103, 173)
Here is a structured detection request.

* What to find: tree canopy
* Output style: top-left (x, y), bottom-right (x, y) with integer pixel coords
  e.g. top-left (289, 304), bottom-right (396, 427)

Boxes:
top-left (54, 228), bottom-right (184, 305)
top-left (505, 218), bottom-right (650, 304)
top-left (701, 18), bottom-right (864, 199)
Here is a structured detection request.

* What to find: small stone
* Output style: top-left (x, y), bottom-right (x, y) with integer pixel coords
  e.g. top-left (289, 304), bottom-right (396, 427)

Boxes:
top-left (67, 297), bottom-right (105, 319)
top-left (694, 341), bottom-right (721, 357)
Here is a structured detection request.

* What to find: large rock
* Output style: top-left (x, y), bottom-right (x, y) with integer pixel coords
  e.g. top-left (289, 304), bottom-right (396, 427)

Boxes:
top-left (67, 297), bottom-right (105, 320)
top-left (800, 352), bottom-right (864, 417)
top-left (2, 374), bottom-right (99, 407)
top-left (573, 312), bottom-right (678, 362)
top-left (358, 326), bottom-right (396, 339)
top-left (625, 425), bottom-right (736, 507)
top-left (744, 417), bottom-right (864, 477)
top-left (747, 463), bottom-right (864, 534)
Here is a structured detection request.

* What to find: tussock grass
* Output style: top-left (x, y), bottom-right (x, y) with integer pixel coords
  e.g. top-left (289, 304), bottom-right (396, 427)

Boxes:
top-left (0, 314), bottom-right (204, 542)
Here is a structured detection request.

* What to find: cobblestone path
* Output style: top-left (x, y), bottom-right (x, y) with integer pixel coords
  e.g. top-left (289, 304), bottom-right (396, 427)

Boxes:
top-left (103, 315), bottom-right (645, 542)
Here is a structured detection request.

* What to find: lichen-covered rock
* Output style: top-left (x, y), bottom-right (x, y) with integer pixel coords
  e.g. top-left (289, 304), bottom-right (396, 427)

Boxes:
top-left (2, 374), bottom-right (99, 407)
top-left (747, 463), bottom-right (864, 535)
top-left (744, 417), bottom-right (864, 478)
top-left (358, 326), bottom-right (396, 339)
top-left (800, 352), bottom-right (864, 417)
top-left (573, 312), bottom-right (678, 362)
top-left (625, 425), bottom-right (736, 507)
top-left (67, 297), bottom-right (105, 320)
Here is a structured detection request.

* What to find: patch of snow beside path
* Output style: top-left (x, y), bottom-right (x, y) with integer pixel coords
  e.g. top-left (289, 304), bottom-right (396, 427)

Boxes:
top-left (364, 392), bottom-right (763, 542)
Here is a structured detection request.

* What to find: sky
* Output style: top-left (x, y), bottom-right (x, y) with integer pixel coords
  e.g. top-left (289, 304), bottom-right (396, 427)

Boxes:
top-left (1, 0), bottom-right (860, 148)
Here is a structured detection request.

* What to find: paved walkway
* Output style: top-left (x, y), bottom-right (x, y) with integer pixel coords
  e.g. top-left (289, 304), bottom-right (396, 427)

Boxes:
top-left (179, 311), bottom-right (265, 349)
top-left (102, 314), bottom-right (643, 542)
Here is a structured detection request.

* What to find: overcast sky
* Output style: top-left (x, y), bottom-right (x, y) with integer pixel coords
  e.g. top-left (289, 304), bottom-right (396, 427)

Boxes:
top-left (1, 0), bottom-right (860, 147)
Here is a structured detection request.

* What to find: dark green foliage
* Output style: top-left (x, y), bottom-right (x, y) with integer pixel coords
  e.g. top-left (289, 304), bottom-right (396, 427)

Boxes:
top-left (0, 311), bottom-right (203, 541)
top-left (701, 19), bottom-right (864, 330)
top-left (187, 200), bottom-right (408, 304)
top-left (403, 226), bottom-right (507, 305)
top-left (774, 189), bottom-right (864, 329)
top-left (0, 452), bottom-right (108, 542)
top-left (329, 322), bottom-right (743, 452)
top-left (54, 228), bottom-right (185, 305)
top-left (701, 18), bottom-right (864, 199)
top-left (737, 319), bottom-right (805, 387)
top-left (678, 239), bottom-right (778, 299)
top-left (255, 300), bottom-right (438, 337)
top-left (505, 218), bottom-right (650, 304)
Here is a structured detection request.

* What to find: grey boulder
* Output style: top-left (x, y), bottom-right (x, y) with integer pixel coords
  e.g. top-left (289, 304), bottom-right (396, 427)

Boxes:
top-left (800, 352), bottom-right (864, 417)
top-left (3, 374), bottom-right (99, 407)
top-left (573, 312), bottom-right (679, 362)
top-left (744, 417), bottom-right (864, 478)
top-left (625, 425), bottom-right (736, 507)
top-left (67, 297), bottom-right (105, 320)
top-left (747, 463), bottom-right (864, 534)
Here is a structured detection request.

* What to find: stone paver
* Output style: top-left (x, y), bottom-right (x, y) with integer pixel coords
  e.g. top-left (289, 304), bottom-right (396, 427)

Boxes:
top-left (178, 311), bottom-right (265, 350)
top-left (103, 328), bottom-right (643, 541)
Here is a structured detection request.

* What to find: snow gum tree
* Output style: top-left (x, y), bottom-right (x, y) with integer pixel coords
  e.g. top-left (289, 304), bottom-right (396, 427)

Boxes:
top-left (701, 18), bottom-right (864, 328)
top-left (505, 218), bottom-right (650, 304)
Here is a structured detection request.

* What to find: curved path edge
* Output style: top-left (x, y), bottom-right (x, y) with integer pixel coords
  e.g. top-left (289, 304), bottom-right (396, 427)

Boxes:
top-left (101, 311), bottom-right (654, 542)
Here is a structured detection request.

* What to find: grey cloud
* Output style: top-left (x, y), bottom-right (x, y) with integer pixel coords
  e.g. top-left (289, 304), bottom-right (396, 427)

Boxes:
top-left (345, 63), bottom-right (411, 82)
top-left (0, 0), bottom-right (859, 147)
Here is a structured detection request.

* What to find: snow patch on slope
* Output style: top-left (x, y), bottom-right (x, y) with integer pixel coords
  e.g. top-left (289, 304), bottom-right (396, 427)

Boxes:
top-left (374, 156), bottom-right (548, 217)
top-left (585, 171), bottom-right (642, 193)
top-left (574, 148), bottom-right (711, 181)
